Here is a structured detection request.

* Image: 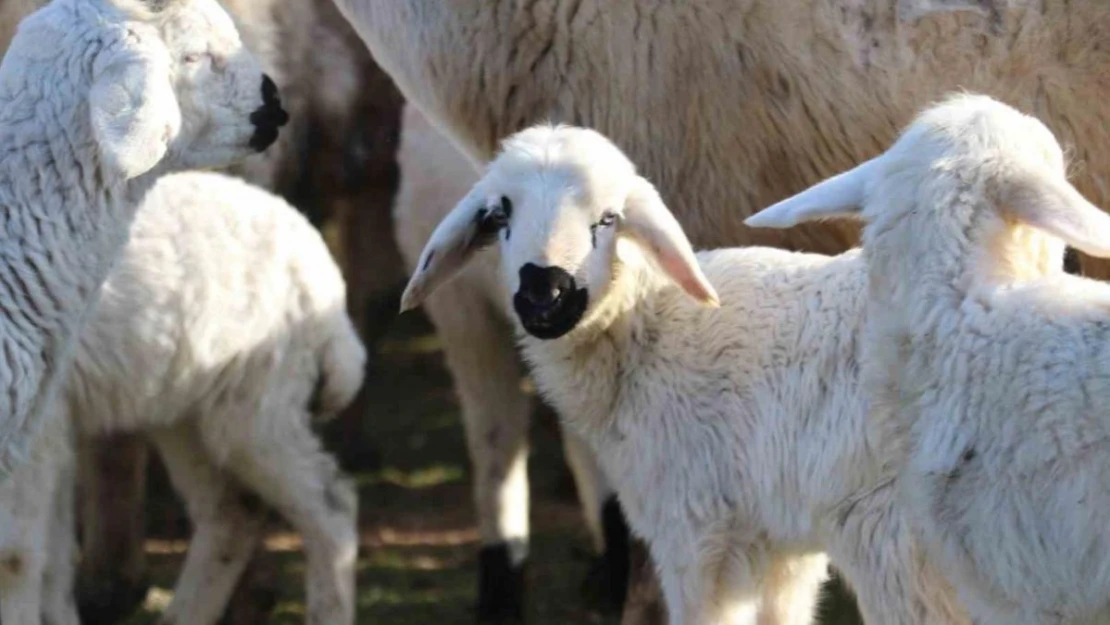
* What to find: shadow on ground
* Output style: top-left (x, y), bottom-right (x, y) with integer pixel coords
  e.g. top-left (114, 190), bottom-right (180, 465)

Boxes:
top-left (122, 310), bottom-right (864, 625)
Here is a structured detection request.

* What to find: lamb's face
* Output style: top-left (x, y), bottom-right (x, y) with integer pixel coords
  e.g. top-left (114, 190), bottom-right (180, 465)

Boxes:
top-left (399, 125), bottom-right (719, 339)
top-left (154, 0), bottom-right (288, 167)
top-left (479, 128), bottom-right (636, 339)
top-left (81, 0), bottom-right (287, 179)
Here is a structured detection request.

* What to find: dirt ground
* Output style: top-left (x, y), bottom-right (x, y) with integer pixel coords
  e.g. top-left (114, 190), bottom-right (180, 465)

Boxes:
top-left (121, 309), bottom-right (866, 625)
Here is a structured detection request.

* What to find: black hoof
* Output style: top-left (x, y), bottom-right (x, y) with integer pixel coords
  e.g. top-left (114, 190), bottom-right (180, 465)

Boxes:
top-left (581, 495), bottom-right (631, 613)
top-left (1064, 247), bottom-right (1082, 275)
top-left (477, 543), bottom-right (526, 623)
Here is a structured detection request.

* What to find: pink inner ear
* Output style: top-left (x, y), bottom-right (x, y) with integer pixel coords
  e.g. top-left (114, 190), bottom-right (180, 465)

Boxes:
top-left (654, 244), bottom-right (718, 305)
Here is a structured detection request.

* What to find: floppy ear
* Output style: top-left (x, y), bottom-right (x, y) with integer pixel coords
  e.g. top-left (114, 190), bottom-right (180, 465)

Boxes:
top-left (1004, 172), bottom-right (1110, 258)
top-left (622, 177), bottom-right (720, 307)
top-left (89, 53), bottom-right (181, 179)
top-left (399, 186), bottom-right (504, 312)
top-left (744, 156), bottom-right (883, 229)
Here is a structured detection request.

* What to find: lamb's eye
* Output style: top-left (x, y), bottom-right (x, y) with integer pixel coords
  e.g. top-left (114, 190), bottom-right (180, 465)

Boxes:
top-left (598, 211), bottom-right (617, 227)
top-left (182, 52), bottom-right (207, 65)
top-left (500, 196), bottom-right (513, 219)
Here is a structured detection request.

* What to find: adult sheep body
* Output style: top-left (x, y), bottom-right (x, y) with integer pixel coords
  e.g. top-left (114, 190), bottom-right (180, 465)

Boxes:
top-left (399, 124), bottom-right (973, 625)
top-left (359, 1), bottom-right (1110, 615)
top-left (0, 0), bottom-right (286, 474)
top-left (0, 170), bottom-right (366, 625)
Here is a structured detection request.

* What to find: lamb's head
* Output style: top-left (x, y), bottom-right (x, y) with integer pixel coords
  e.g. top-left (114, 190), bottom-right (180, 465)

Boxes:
top-left (745, 93), bottom-right (1110, 286)
top-left (8, 0), bottom-right (288, 180)
top-left (400, 124), bottom-right (718, 340)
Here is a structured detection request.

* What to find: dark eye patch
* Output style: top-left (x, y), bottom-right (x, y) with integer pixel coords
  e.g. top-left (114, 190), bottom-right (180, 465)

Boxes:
top-left (589, 211), bottom-right (618, 248)
top-left (474, 197), bottom-right (513, 246)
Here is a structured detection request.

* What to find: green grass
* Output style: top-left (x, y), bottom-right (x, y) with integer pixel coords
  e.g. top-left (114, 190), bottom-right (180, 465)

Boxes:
top-left (126, 309), bottom-right (863, 625)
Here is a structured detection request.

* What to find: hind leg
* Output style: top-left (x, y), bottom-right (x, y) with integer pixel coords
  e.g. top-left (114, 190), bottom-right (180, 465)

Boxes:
top-left (149, 423), bottom-right (268, 625)
top-left (213, 414), bottom-right (358, 625)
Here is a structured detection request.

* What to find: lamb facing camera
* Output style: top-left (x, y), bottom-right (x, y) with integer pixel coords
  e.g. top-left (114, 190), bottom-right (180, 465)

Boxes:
top-left (401, 124), bottom-right (973, 625)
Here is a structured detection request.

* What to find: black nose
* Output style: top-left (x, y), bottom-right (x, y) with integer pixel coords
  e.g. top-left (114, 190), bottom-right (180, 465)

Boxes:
top-left (513, 264), bottom-right (588, 340)
top-left (518, 263), bottom-right (573, 309)
top-left (249, 74), bottom-right (289, 152)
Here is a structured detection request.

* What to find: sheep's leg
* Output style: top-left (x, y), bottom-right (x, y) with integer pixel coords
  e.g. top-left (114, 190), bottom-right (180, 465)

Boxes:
top-left (563, 429), bottom-right (634, 611)
top-left (755, 552), bottom-right (828, 625)
top-left (216, 418), bottom-right (358, 625)
top-left (42, 451), bottom-right (79, 625)
top-left (0, 441), bottom-right (54, 625)
top-left (74, 432), bottom-right (151, 624)
top-left (149, 424), bottom-right (267, 625)
top-left (421, 280), bottom-right (532, 622)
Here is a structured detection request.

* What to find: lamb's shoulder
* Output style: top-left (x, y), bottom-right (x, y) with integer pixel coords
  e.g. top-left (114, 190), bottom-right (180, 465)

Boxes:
top-left (636, 246), bottom-right (866, 380)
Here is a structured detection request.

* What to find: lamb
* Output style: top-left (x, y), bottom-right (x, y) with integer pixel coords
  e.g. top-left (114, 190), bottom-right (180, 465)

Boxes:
top-left (0, 169), bottom-right (367, 625)
top-left (398, 123), bottom-right (976, 625)
top-left (0, 0), bottom-right (288, 475)
top-left (394, 101), bottom-right (632, 621)
top-left (0, 2), bottom-right (400, 617)
top-left (745, 93), bottom-right (1110, 625)
top-left (343, 2), bottom-right (1110, 615)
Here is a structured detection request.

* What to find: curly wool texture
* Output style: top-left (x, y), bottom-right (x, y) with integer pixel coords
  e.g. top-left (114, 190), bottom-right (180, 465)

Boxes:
top-left (0, 0), bottom-right (160, 474)
top-left (747, 93), bottom-right (1110, 625)
top-left (375, 1), bottom-right (1110, 592)
top-left (1, 170), bottom-right (365, 625)
top-left (858, 97), bottom-right (1110, 625)
top-left (403, 125), bottom-right (971, 625)
top-left (64, 171), bottom-right (364, 436)
top-left (0, 0), bottom-right (277, 475)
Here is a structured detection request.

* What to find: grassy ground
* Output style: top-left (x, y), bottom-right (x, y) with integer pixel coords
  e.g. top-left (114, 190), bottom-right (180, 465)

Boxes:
top-left (124, 309), bottom-right (864, 625)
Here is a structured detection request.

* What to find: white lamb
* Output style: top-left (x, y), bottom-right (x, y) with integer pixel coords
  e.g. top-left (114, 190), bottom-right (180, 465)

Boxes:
top-left (746, 93), bottom-right (1110, 625)
top-left (0, 170), bottom-right (367, 625)
top-left (0, 0), bottom-right (288, 474)
top-left (398, 124), bottom-right (973, 625)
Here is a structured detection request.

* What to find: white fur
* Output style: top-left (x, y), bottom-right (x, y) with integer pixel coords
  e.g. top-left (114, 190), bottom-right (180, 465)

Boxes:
top-left (0, 0), bottom-right (281, 474)
top-left (373, 0), bottom-right (1110, 599)
top-left (0, 171), bottom-right (366, 625)
top-left (749, 93), bottom-right (1110, 624)
top-left (401, 125), bottom-right (974, 625)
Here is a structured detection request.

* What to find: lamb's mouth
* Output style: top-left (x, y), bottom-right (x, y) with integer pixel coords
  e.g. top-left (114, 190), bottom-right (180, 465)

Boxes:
top-left (515, 286), bottom-right (588, 340)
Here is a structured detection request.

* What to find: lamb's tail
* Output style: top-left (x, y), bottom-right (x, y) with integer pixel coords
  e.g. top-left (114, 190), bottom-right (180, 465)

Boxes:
top-left (309, 312), bottom-right (367, 421)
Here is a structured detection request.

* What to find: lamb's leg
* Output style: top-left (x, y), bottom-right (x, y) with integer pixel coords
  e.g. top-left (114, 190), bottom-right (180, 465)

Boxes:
top-left (42, 450), bottom-right (79, 625)
top-left (215, 416), bottom-right (358, 625)
top-left (149, 424), bottom-right (267, 625)
top-left (0, 440), bottom-right (54, 625)
top-left (421, 279), bottom-right (531, 622)
top-left (755, 553), bottom-right (828, 625)
top-left (74, 432), bottom-right (151, 624)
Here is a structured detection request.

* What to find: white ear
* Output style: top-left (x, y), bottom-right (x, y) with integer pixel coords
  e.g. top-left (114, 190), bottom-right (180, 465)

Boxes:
top-left (399, 186), bottom-right (502, 312)
top-left (744, 156), bottom-right (883, 229)
top-left (1005, 173), bottom-right (1110, 258)
top-left (89, 54), bottom-right (181, 179)
top-left (622, 177), bottom-right (720, 307)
